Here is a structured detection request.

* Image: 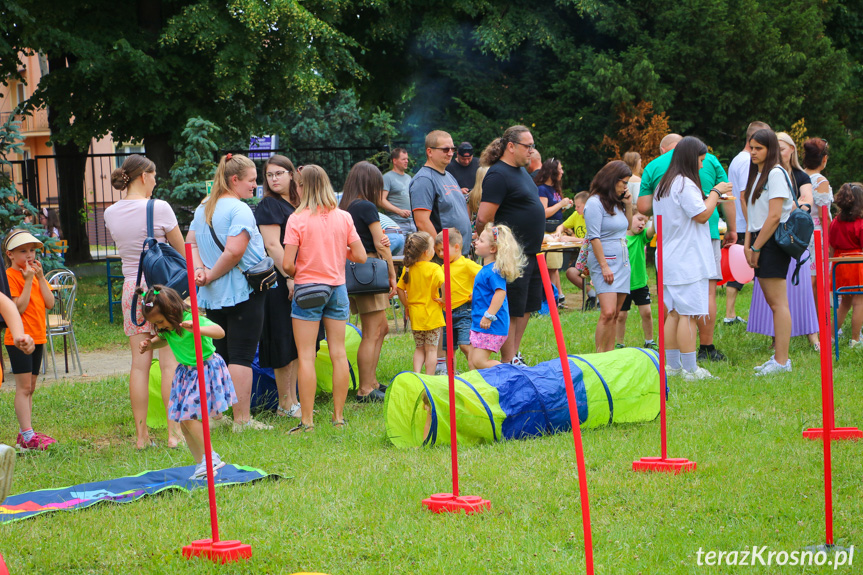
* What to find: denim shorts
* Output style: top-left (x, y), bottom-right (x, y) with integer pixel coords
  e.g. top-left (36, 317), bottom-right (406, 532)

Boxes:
top-left (291, 283), bottom-right (350, 322)
top-left (442, 302), bottom-right (472, 349)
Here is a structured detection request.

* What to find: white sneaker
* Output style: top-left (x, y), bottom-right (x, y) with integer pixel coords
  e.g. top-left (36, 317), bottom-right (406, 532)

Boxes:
top-left (755, 357), bottom-right (792, 376)
top-left (510, 354), bottom-right (527, 367)
top-left (434, 363), bottom-right (447, 375)
top-left (683, 366), bottom-right (715, 381)
top-left (232, 417), bottom-right (274, 433)
top-left (189, 452), bottom-right (227, 480)
top-left (665, 366), bottom-right (683, 377)
top-left (753, 356), bottom-right (775, 372)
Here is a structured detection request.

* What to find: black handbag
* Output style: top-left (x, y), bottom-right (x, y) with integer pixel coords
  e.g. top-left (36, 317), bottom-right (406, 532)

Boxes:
top-left (131, 200), bottom-right (189, 326)
top-left (345, 257), bottom-right (390, 295)
top-left (772, 168), bottom-right (814, 285)
top-left (207, 223), bottom-right (277, 293)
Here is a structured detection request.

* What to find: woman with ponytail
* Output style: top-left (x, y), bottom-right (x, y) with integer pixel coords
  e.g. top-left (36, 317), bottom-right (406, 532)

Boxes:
top-left (187, 153), bottom-right (272, 432)
top-left (104, 154), bottom-right (185, 449)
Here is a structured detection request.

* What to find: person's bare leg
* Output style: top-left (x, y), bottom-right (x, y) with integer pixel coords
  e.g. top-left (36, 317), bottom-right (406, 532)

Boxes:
top-left (228, 364), bottom-right (253, 425)
top-left (595, 292), bottom-right (619, 352)
top-left (697, 280), bottom-right (718, 346)
top-left (357, 310), bottom-right (388, 395)
top-left (424, 344), bottom-right (438, 376)
top-left (274, 360), bottom-right (298, 412)
top-left (638, 304), bottom-right (654, 343)
top-left (469, 347), bottom-right (499, 369)
top-left (837, 295), bottom-right (852, 331)
top-left (413, 343), bottom-right (425, 373)
top-left (323, 317), bottom-right (350, 423)
top-left (500, 314), bottom-right (530, 363)
top-left (459, 344), bottom-right (474, 370)
top-left (725, 285), bottom-right (739, 319)
top-left (615, 310), bottom-right (628, 346)
top-left (157, 346), bottom-right (183, 447)
top-left (566, 268), bottom-right (585, 291)
top-left (850, 294), bottom-right (863, 341)
top-left (665, 311), bottom-right (680, 350)
top-left (761, 278), bottom-right (791, 364)
top-left (550, 269), bottom-right (562, 300)
top-left (677, 315), bottom-right (698, 353)
top-left (293, 318), bottom-right (322, 427)
top-left (13, 373), bottom-right (34, 434)
top-left (128, 334), bottom-right (153, 449)
top-left (181, 420), bottom-right (205, 463)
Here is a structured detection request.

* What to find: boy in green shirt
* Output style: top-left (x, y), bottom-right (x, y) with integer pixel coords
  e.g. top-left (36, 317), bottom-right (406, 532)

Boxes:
top-left (615, 212), bottom-right (657, 350)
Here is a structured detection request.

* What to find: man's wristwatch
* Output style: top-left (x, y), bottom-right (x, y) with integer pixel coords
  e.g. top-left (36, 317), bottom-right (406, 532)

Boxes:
top-left (483, 311), bottom-right (497, 322)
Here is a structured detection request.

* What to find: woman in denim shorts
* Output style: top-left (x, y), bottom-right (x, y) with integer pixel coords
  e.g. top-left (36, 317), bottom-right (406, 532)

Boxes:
top-left (283, 165), bottom-right (367, 433)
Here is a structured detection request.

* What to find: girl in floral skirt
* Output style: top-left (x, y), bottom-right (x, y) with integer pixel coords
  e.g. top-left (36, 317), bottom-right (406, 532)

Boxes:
top-left (138, 285), bottom-right (236, 479)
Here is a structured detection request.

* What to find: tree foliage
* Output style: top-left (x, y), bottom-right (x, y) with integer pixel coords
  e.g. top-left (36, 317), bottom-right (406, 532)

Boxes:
top-left (163, 117), bottom-right (220, 226)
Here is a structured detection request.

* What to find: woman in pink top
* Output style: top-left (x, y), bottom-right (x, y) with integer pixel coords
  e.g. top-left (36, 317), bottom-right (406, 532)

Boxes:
top-left (283, 165), bottom-right (366, 433)
top-left (104, 155), bottom-right (185, 449)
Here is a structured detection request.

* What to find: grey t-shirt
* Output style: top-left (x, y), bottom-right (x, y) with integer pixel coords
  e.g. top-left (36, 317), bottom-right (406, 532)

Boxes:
top-left (409, 165), bottom-right (471, 255)
top-left (382, 171), bottom-right (414, 228)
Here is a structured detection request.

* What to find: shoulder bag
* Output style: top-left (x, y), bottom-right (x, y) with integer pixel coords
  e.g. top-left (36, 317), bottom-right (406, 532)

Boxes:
top-left (131, 199), bottom-right (189, 326)
top-left (345, 257), bottom-right (390, 295)
top-left (207, 223), bottom-right (277, 293)
top-left (772, 167), bottom-right (815, 285)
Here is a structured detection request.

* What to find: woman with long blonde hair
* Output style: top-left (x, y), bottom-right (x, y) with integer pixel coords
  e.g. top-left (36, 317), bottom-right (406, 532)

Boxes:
top-left (187, 153), bottom-right (272, 432)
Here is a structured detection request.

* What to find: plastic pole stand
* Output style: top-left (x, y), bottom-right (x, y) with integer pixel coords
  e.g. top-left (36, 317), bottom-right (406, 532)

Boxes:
top-left (182, 539), bottom-right (252, 563)
top-left (0, 553), bottom-right (9, 575)
top-left (632, 216), bottom-right (696, 475)
top-left (422, 493), bottom-right (491, 514)
top-left (632, 456), bottom-right (697, 474)
top-left (803, 427), bottom-right (863, 441)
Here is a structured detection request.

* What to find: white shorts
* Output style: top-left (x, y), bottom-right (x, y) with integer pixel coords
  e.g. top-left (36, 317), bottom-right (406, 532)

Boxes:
top-left (711, 239), bottom-right (723, 281)
top-left (663, 279), bottom-right (709, 317)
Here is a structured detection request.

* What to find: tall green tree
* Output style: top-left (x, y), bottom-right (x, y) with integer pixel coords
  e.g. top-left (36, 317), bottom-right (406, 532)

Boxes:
top-left (3, 0), bottom-right (370, 262)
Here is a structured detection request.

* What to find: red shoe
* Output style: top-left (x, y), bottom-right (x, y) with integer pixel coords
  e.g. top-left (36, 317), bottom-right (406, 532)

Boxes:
top-left (33, 433), bottom-right (57, 447)
top-left (16, 433), bottom-right (52, 451)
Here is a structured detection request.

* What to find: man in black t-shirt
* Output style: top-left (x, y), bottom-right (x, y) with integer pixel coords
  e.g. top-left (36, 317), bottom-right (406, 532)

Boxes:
top-left (476, 125), bottom-right (546, 366)
top-left (446, 142), bottom-right (480, 195)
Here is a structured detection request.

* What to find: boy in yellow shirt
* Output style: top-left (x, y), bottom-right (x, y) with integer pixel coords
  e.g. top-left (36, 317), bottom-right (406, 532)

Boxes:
top-left (435, 229), bottom-right (482, 371)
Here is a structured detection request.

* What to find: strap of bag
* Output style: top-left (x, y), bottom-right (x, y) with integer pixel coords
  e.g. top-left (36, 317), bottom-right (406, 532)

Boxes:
top-left (146, 199), bottom-right (155, 239)
top-left (207, 222), bottom-right (264, 270)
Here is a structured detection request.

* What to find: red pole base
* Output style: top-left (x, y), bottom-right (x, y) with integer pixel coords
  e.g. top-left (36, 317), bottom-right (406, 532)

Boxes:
top-left (632, 457), bottom-right (697, 474)
top-left (422, 493), bottom-right (491, 514)
top-left (182, 539), bottom-right (252, 563)
top-left (0, 553), bottom-right (9, 575)
top-left (803, 427), bottom-right (863, 441)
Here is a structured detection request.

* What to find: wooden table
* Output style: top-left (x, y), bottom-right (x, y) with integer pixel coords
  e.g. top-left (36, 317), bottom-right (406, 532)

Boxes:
top-left (829, 254), bottom-right (863, 359)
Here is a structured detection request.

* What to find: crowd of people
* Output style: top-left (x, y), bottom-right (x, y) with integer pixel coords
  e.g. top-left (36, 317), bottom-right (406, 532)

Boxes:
top-left (3, 121), bottom-right (859, 480)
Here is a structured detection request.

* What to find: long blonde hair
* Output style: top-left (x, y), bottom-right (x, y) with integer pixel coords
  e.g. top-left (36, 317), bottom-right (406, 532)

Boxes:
top-left (295, 165), bottom-right (338, 214)
top-left (776, 132), bottom-right (803, 171)
top-left (204, 153), bottom-right (256, 224)
top-left (484, 223), bottom-right (525, 282)
top-left (467, 166), bottom-right (488, 217)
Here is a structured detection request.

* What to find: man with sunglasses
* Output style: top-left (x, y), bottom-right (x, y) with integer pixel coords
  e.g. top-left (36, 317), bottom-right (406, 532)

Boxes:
top-left (409, 130), bottom-right (471, 255)
top-left (475, 125), bottom-right (546, 366)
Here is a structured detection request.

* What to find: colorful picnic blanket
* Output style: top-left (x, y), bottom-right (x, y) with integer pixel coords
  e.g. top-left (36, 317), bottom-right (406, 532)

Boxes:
top-left (0, 464), bottom-right (281, 523)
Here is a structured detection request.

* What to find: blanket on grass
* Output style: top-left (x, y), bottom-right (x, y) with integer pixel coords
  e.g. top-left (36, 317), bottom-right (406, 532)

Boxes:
top-left (0, 464), bottom-right (281, 523)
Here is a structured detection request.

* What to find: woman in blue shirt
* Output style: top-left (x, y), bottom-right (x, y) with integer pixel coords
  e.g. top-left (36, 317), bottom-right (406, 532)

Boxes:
top-left (187, 153), bottom-right (272, 433)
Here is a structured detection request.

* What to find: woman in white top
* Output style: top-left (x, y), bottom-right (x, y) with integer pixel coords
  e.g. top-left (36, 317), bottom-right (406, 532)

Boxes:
top-left (104, 155), bottom-right (184, 449)
top-left (742, 129), bottom-right (795, 376)
top-left (652, 137), bottom-right (727, 380)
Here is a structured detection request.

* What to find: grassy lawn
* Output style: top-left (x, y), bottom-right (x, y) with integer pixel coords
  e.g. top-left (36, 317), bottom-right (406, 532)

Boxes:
top-left (1, 278), bottom-right (862, 574)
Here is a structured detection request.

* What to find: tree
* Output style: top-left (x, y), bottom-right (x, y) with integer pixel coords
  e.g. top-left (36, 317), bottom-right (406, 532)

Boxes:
top-left (163, 117), bottom-right (220, 227)
top-left (3, 0), bottom-right (372, 261)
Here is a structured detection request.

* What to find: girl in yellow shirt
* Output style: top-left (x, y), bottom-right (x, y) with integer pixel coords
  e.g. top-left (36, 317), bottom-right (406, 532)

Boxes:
top-left (396, 232), bottom-right (444, 374)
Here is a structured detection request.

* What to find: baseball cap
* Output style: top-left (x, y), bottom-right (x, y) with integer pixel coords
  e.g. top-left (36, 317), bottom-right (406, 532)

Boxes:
top-left (5, 230), bottom-right (44, 252)
top-left (457, 142), bottom-right (474, 156)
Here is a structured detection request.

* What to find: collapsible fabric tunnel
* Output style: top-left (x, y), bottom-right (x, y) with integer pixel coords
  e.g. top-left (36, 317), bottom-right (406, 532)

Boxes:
top-left (384, 348), bottom-right (661, 448)
top-left (250, 323), bottom-right (363, 411)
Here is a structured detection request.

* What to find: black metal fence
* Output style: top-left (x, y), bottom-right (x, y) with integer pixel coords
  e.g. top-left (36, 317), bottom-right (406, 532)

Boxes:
top-left (5, 145), bottom-right (427, 261)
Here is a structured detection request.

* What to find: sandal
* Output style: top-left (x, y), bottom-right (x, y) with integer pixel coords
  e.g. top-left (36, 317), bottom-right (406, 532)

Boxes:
top-left (288, 423), bottom-right (315, 435)
top-left (332, 419), bottom-right (348, 429)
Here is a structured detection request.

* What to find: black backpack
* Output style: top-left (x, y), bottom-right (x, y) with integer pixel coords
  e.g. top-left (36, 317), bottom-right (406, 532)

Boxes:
top-left (131, 199), bottom-right (189, 326)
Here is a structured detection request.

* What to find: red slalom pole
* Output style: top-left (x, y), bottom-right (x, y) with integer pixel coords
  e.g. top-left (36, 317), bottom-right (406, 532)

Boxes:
top-left (633, 215), bottom-right (696, 473)
top-left (803, 230), bottom-right (861, 443)
top-left (182, 244), bottom-right (252, 563)
top-left (537, 253), bottom-right (594, 575)
top-left (422, 229), bottom-right (490, 514)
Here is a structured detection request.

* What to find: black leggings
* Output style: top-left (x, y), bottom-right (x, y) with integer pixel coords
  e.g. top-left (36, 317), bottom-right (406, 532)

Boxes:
top-left (205, 291), bottom-right (266, 367)
top-left (6, 343), bottom-right (45, 375)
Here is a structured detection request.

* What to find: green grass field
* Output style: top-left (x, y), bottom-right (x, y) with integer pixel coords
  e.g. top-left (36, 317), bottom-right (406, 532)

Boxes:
top-left (1, 275), bottom-right (861, 574)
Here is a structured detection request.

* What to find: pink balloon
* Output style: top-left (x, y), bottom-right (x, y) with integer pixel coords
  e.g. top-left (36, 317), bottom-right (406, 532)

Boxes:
top-left (726, 244), bottom-right (754, 284)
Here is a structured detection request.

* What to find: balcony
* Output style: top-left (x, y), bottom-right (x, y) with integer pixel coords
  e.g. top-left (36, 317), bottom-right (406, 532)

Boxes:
top-left (0, 108), bottom-right (51, 137)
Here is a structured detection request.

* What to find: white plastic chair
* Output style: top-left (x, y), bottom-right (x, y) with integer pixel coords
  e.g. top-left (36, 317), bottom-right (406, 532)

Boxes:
top-left (43, 269), bottom-right (83, 378)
